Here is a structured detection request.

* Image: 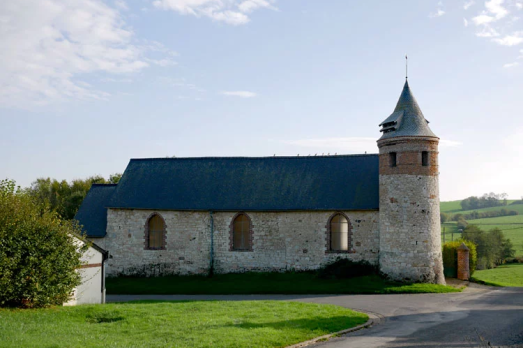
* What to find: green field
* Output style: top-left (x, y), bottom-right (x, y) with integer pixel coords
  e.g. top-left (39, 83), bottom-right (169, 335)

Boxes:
top-left (471, 263), bottom-right (523, 287)
top-left (441, 200), bottom-right (519, 215)
top-left (440, 201), bottom-right (523, 256)
top-left (440, 200), bottom-right (463, 213)
top-left (107, 273), bottom-right (460, 295)
top-left (441, 222), bottom-right (462, 243)
top-left (466, 215), bottom-right (523, 256)
top-left (453, 203), bottom-right (523, 217)
top-left (0, 301), bottom-right (368, 348)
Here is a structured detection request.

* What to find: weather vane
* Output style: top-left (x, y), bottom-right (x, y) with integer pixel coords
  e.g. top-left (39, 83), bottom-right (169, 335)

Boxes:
top-left (405, 54), bottom-right (408, 79)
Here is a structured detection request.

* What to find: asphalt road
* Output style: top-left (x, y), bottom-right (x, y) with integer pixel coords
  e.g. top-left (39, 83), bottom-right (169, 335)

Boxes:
top-left (107, 284), bottom-right (523, 348)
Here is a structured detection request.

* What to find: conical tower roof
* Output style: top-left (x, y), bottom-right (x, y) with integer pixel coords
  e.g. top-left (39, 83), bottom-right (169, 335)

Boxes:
top-left (379, 80), bottom-right (437, 140)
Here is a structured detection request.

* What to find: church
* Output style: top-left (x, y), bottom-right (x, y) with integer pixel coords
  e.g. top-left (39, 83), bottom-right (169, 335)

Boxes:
top-left (75, 79), bottom-right (445, 284)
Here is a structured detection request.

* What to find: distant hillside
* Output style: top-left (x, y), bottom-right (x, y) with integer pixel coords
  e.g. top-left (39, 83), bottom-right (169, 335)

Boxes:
top-left (441, 200), bottom-right (518, 214)
top-left (440, 199), bottom-right (523, 256)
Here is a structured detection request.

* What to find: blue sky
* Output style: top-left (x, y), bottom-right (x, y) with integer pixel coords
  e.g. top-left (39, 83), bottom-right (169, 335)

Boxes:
top-left (1, 0), bottom-right (522, 201)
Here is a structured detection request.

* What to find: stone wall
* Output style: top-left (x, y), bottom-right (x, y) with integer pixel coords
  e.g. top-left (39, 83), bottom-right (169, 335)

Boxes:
top-left (93, 210), bottom-right (380, 277)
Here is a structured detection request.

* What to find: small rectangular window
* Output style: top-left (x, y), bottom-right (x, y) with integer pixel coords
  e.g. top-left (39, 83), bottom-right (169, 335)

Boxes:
top-left (389, 152), bottom-right (397, 167)
top-left (422, 151), bottom-right (429, 167)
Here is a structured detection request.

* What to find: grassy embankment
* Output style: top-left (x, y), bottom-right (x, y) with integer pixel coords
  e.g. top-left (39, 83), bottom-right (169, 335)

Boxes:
top-left (0, 301), bottom-right (368, 348)
top-left (471, 263), bottom-right (523, 287)
top-left (107, 272), bottom-right (460, 295)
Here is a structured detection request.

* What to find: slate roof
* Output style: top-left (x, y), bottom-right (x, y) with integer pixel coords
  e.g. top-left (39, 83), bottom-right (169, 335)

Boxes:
top-left (108, 155), bottom-right (379, 212)
top-left (379, 80), bottom-right (437, 140)
top-left (75, 184), bottom-right (116, 238)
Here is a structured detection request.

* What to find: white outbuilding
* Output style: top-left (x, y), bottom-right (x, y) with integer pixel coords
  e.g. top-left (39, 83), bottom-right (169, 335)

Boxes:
top-left (65, 239), bottom-right (108, 306)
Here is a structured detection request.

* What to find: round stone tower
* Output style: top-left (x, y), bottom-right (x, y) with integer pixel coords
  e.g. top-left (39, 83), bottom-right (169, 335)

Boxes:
top-left (377, 80), bottom-right (445, 284)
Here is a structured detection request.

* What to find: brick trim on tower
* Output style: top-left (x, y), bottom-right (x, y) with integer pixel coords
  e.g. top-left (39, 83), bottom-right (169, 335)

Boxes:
top-left (325, 212), bottom-right (355, 254)
top-left (378, 137), bottom-right (439, 176)
top-left (144, 212), bottom-right (167, 250)
top-left (229, 212), bottom-right (254, 252)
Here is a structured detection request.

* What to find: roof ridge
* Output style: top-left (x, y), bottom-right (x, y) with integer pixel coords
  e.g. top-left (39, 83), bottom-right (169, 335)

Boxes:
top-left (91, 183), bottom-right (118, 187)
top-left (129, 154), bottom-right (379, 161)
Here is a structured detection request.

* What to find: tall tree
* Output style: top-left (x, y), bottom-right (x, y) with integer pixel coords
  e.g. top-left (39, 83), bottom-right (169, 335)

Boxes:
top-left (28, 174), bottom-right (121, 220)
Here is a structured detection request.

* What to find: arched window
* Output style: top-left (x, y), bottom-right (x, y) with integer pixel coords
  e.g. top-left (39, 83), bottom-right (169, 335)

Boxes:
top-left (146, 214), bottom-right (166, 250)
top-left (329, 214), bottom-right (349, 251)
top-left (232, 213), bottom-right (252, 251)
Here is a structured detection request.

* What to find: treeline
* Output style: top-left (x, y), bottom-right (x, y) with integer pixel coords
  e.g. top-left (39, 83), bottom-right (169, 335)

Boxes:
top-left (460, 192), bottom-right (508, 210)
top-left (462, 225), bottom-right (515, 269)
top-left (441, 208), bottom-right (519, 224)
top-left (27, 174), bottom-right (122, 220)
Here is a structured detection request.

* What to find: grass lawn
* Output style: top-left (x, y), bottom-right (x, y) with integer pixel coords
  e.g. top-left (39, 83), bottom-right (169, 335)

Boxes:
top-left (107, 273), bottom-right (460, 295)
top-left (0, 301), bottom-right (368, 348)
top-left (471, 263), bottom-right (523, 287)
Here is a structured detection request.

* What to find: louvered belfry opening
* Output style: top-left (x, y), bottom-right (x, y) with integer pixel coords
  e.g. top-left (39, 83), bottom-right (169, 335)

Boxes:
top-left (330, 214), bottom-right (349, 251)
top-left (148, 214), bottom-right (165, 250)
top-left (233, 214), bottom-right (251, 251)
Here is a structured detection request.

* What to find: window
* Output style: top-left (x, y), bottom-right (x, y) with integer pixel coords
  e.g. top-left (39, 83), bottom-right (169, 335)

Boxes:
top-left (232, 213), bottom-right (252, 251)
top-left (330, 214), bottom-right (349, 251)
top-left (389, 152), bottom-right (397, 167)
top-left (422, 151), bottom-right (429, 167)
top-left (146, 214), bottom-right (165, 250)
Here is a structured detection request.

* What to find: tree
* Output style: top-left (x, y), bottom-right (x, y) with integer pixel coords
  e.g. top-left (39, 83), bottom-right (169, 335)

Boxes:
top-left (462, 225), bottom-right (515, 269)
top-left (440, 212), bottom-right (449, 223)
top-left (28, 173), bottom-right (122, 220)
top-left (108, 173), bottom-right (122, 184)
top-left (0, 179), bottom-right (87, 308)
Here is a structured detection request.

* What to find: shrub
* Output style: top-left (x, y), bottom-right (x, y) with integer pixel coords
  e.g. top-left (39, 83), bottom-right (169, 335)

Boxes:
top-left (317, 258), bottom-right (377, 279)
top-left (442, 240), bottom-right (477, 277)
top-left (0, 179), bottom-right (87, 308)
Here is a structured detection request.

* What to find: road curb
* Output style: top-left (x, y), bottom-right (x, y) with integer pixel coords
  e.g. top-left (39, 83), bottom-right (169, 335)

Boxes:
top-left (285, 311), bottom-right (380, 348)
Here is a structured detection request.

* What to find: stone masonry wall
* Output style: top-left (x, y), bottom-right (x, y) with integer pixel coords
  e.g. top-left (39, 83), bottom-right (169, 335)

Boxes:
top-left (378, 174), bottom-right (444, 283)
top-left (96, 209), bottom-right (380, 277)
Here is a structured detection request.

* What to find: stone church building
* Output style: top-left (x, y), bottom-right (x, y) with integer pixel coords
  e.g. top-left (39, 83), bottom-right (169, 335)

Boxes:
top-left (76, 80), bottom-right (445, 284)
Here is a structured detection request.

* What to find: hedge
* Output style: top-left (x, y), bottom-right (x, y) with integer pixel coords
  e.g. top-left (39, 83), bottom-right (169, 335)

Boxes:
top-left (0, 179), bottom-right (87, 308)
top-left (442, 240), bottom-right (477, 278)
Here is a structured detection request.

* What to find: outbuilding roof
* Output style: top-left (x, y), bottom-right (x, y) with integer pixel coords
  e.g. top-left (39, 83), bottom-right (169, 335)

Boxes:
top-left (379, 80), bottom-right (437, 140)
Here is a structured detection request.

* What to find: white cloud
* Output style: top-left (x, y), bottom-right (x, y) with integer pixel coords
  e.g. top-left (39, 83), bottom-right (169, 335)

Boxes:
top-left (152, 0), bottom-right (277, 25)
top-left (472, 13), bottom-right (496, 25)
top-left (464, 18), bottom-right (469, 26)
top-left (0, 0), bottom-right (164, 109)
top-left (517, 2), bottom-right (523, 9)
top-left (464, 0), bottom-right (475, 10)
top-left (280, 137), bottom-right (461, 154)
top-left (493, 32), bottom-right (523, 45)
top-left (238, 0), bottom-right (277, 13)
top-left (485, 0), bottom-right (508, 19)
top-left (439, 139), bottom-right (463, 148)
top-left (503, 61), bottom-right (519, 67)
top-left (220, 91), bottom-right (257, 98)
top-left (429, 2), bottom-right (445, 18)
top-left (476, 25), bottom-right (500, 37)
top-left (281, 137), bottom-right (377, 153)
top-left (430, 9), bottom-right (446, 18)
top-left (114, 0), bottom-right (129, 11)
top-left (159, 77), bottom-right (205, 92)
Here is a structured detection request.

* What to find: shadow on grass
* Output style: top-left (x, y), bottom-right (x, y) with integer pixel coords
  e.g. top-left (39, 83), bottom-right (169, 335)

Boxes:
top-left (107, 273), bottom-right (459, 295)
